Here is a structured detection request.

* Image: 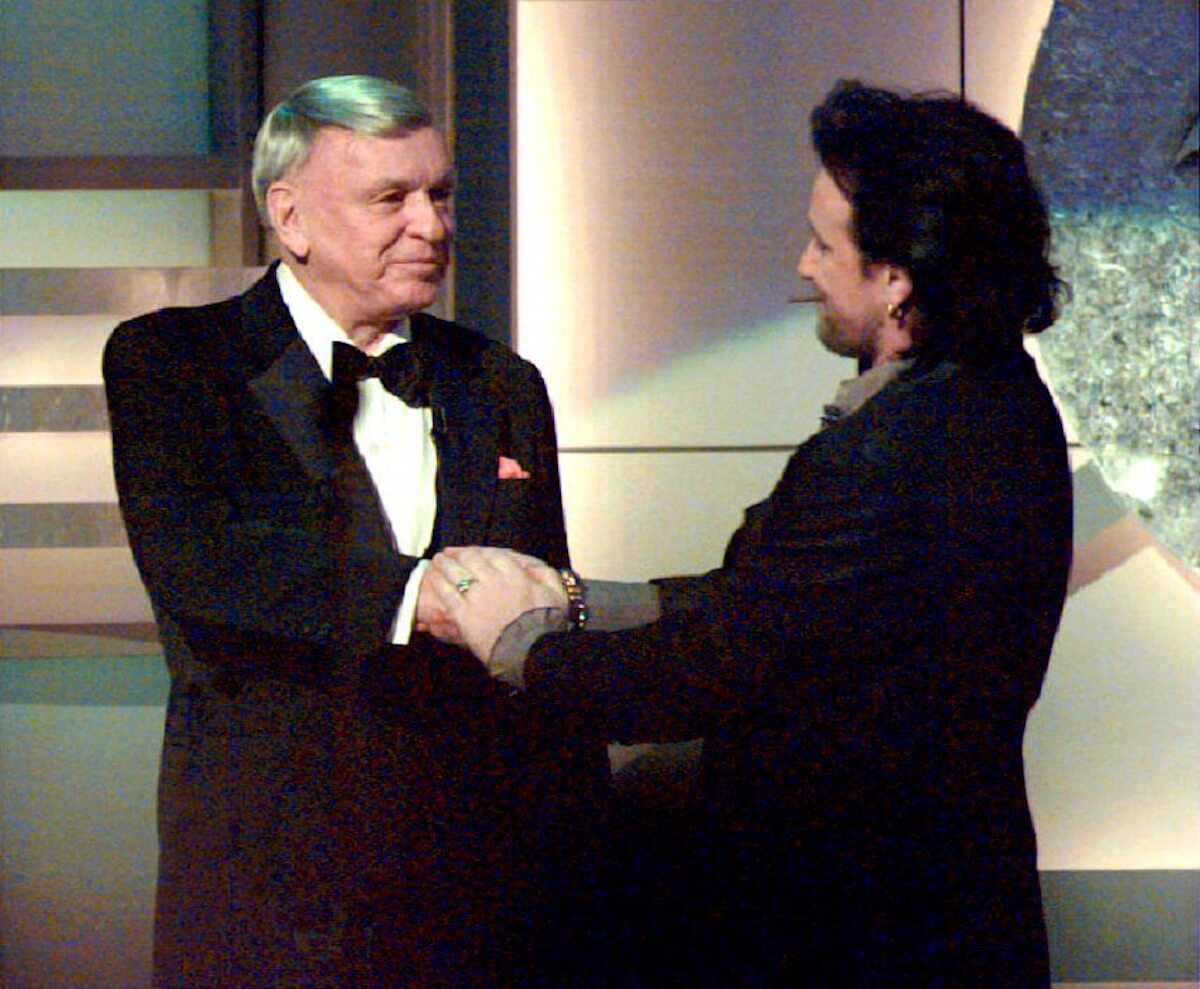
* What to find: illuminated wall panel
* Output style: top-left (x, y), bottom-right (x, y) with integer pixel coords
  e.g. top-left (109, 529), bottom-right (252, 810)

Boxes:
top-left (0, 435), bottom-right (116, 504)
top-left (0, 316), bottom-right (115, 385)
top-left (560, 450), bottom-right (791, 581)
top-left (0, 192), bottom-right (212, 269)
top-left (515, 0), bottom-right (958, 449)
top-left (962, 0), bottom-right (1053, 130)
top-left (0, 550), bottom-right (153, 626)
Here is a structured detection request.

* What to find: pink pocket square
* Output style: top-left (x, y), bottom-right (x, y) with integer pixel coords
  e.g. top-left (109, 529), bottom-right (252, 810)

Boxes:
top-left (498, 456), bottom-right (531, 479)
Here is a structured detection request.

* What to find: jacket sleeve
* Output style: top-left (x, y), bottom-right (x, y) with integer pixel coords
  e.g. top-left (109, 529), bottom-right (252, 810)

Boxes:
top-left (520, 475), bottom-right (904, 745)
top-left (522, 563), bottom-right (882, 745)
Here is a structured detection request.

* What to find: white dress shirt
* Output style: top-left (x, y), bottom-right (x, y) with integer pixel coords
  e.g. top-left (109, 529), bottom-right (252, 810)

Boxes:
top-left (277, 264), bottom-right (436, 645)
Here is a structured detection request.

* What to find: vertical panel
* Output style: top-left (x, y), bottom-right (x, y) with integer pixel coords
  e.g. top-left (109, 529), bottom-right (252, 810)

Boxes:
top-left (452, 0), bottom-right (513, 342)
top-left (262, 0), bottom-right (424, 106)
top-left (963, 0), bottom-right (1052, 129)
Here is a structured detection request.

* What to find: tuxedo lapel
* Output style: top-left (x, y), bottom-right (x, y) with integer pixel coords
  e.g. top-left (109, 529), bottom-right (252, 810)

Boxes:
top-left (429, 368), bottom-right (499, 550)
top-left (240, 270), bottom-right (337, 482)
top-left (248, 339), bottom-right (335, 482)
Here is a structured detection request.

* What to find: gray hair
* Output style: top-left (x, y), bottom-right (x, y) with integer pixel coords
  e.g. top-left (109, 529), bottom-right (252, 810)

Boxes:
top-left (251, 75), bottom-right (432, 225)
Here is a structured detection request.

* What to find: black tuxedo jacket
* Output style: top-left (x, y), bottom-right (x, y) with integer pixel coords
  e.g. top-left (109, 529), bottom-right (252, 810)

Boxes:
top-left (524, 352), bottom-right (1073, 987)
top-left (105, 269), bottom-right (600, 988)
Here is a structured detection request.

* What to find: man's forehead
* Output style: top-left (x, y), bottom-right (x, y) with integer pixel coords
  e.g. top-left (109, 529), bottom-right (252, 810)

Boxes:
top-left (300, 124), bottom-right (452, 181)
top-left (313, 123), bottom-right (444, 154)
top-left (810, 171), bottom-right (852, 224)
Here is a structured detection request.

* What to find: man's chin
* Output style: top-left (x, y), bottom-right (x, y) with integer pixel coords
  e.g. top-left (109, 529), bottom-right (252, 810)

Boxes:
top-left (384, 281), bottom-right (442, 316)
top-left (817, 321), bottom-right (850, 357)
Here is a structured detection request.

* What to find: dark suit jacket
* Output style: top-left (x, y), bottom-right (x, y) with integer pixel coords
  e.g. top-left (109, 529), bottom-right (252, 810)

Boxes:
top-left (524, 352), bottom-right (1072, 987)
top-left (104, 269), bottom-right (603, 988)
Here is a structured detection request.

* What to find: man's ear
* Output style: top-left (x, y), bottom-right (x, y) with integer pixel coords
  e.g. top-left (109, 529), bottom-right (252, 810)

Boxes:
top-left (266, 182), bottom-right (308, 260)
top-left (885, 264), bottom-right (914, 313)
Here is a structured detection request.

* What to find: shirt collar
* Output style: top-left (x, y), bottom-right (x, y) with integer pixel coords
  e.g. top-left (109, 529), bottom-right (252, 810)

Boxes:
top-left (820, 357), bottom-right (915, 429)
top-left (276, 263), bottom-right (409, 382)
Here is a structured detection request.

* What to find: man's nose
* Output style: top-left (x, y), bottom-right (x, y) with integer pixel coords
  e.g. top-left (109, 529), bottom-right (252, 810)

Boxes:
top-left (797, 240), bottom-right (816, 277)
top-left (409, 192), bottom-right (450, 241)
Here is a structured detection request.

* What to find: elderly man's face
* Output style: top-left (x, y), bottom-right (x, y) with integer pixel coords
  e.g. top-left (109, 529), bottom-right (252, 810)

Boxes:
top-left (797, 169), bottom-right (893, 366)
top-left (272, 125), bottom-right (454, 332)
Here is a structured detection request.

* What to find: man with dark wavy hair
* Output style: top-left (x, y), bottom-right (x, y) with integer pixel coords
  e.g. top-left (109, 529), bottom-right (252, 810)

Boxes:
top-left (430, 80), bottom-right (1073, 987)
top-left (808, 81), bottom-right (1061, 366)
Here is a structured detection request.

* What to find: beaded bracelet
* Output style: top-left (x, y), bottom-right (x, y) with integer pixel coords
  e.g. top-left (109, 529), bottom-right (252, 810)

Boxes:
top-left (557, 567), bottom-right (588, 632)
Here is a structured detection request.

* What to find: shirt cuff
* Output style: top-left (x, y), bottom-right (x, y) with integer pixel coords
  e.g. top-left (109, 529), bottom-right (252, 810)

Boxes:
top-left (489, 607), bottom-right (569, 691)
top-left (583, 580), bottom-right (662, 631)
top-left (391, 559), bottom-right (428, 646)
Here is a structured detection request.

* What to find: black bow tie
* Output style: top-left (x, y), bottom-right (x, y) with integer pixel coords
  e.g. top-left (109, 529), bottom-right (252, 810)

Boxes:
top-left (331, 339), bottom-right (430, 408)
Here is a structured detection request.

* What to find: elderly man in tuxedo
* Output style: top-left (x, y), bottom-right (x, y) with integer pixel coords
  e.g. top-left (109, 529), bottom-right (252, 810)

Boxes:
top-left (431, 80), bottom-right (1073, 988)
top-left (105, 75), bottom-right (603, 988)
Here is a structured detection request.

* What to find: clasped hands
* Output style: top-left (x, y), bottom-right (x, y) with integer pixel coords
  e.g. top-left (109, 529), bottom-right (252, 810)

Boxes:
top-left (416, 547), bottom-right (567, 666)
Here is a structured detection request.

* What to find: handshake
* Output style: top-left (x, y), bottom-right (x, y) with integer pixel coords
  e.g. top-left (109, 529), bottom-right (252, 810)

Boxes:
top-left (416, 547), bottom-right (570, 671)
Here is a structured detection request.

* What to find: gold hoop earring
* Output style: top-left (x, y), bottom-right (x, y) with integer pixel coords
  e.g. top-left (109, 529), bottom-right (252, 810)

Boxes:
top-left (886, 303), bottom-right (900, 320)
